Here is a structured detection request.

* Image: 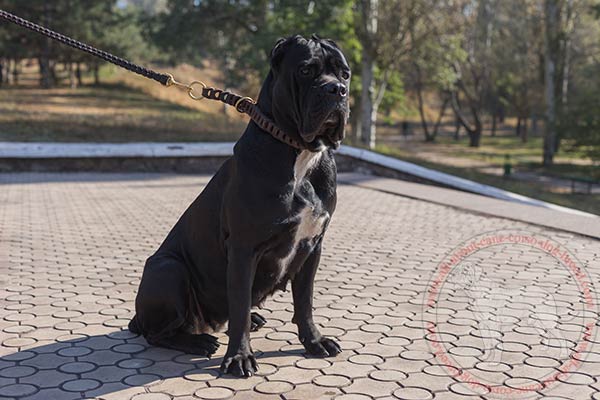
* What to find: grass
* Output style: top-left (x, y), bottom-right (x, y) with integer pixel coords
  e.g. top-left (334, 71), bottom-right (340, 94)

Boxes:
top-left (0, 64), bottom-right (247, 142)
top-left (375, 143), bottom-right (600, 215)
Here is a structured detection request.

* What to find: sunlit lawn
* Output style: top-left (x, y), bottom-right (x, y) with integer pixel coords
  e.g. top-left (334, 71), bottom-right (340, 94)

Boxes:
top-left (375, 143), bottom-right (600, 216)
top-left (0, 65), bottom-right (246, 142)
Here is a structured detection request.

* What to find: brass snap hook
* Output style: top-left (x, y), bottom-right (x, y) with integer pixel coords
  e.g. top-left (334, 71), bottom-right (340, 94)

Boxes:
top-left (165, 74), bottom-right (206, 101)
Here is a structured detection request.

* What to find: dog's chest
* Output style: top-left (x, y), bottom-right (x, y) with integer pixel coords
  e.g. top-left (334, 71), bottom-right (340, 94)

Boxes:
top-left (279, 205), bottom-right (329, 269)
top-left (277, 150), bottom-right (329, 279)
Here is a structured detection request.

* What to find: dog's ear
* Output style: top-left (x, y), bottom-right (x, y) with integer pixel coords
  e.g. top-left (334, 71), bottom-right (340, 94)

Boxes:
top-left (270, 35), bottom-right (302, 72)
top-left (269, 38), bottom-right (287, 71)
top-left (322, 38), bottom-right (341, 50)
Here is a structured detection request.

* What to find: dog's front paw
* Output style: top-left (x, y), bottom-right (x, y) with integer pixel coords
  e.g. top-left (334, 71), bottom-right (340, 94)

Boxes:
top-left (302, 336), bottom-right (342, 357)
top-left (220, 351), bottom-right (258, 378)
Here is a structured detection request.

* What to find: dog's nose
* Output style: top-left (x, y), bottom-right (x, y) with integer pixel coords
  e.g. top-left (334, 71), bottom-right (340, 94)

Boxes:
top-left (324, 82), bottom-right (347, 97)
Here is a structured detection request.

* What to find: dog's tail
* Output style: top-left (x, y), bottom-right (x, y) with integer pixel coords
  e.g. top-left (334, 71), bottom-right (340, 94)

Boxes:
top-left (128, 315), bottom-right (141, 334)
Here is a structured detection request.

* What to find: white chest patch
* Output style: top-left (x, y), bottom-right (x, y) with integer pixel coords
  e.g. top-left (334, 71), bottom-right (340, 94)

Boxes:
top-left (278, 206), bottom-right (329, 282)
top-left (293, 150), bottom-right (323, 189)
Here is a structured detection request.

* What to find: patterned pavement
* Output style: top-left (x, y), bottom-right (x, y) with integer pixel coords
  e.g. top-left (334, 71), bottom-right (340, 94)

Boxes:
top-left (0, 173), bottom-right (598, 400)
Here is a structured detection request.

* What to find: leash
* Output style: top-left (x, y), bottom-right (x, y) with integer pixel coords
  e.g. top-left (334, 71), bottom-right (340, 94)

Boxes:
top-left (0, 9), bottom-right (304, 150)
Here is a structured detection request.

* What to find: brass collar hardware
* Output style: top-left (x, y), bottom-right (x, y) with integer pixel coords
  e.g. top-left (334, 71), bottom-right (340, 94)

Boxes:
top-left (165, 74), bottom-right (207, 101)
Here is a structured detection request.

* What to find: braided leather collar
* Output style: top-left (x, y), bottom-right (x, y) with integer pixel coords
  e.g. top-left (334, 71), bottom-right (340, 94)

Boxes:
top-left (201, 86), bottom-right (304, 150)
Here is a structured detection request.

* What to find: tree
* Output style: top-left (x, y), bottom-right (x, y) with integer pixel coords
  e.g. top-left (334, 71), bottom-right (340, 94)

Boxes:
top-left (557, 1), bottom-right (600, 163)
top-left (406, 8), bottom-right (462, 143)
top-left (445, 0), bottom-right (498, 147)
top-left (355, 0), bottom-right (435, 148)
top-left (544, 0), bottom-right (560, 164)
top-left (0, 0), bottom-right (152, 87)
top-left (493, 0), bottom-right (544, 143)
top-left (356, 0), bottom-right (378, 149)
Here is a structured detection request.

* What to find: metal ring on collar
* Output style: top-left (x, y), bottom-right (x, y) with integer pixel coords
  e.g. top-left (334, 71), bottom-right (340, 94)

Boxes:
top-left (235, 96), bottom-right (255, 113)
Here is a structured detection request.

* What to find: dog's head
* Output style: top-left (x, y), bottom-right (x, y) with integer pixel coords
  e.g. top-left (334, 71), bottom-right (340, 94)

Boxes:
top-left (260, 35), bottom-right (351, 152)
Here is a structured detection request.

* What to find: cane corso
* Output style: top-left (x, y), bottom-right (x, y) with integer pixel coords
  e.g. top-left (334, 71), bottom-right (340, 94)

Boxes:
top-left (129, 34), bottom-right (350, 377)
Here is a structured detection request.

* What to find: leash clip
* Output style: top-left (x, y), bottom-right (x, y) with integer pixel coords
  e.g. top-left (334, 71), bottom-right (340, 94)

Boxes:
top-left (165, 73), bottom-right (207, 101)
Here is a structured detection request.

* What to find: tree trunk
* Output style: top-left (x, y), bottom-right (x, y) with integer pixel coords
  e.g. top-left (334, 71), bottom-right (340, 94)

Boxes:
top-left (359, 54), bottom-right (376, 148)
top-left (76, 62), bottom-right (83, 86)
top-left (12, 60), bottom-right (19, 85)
top-left (68, 62), bottom-right (77, 89)
top-left (0, 60), bottom-right (3, 87)
top-left (1, 60), bottom-right (6, 84)
top-left (468, 107), bottom-right (483, 147)
top-left (543, 0), bottom-right (558, 166)
top-left (555, 0), bottom-right (574, 155)
top-left (521, 117), bottom-right (528, 143)
top-left (415, 83), bottom-right (449, 143)
top-left (454, 117), bottom-right (461, 140)
top-left (358, 0), bottom-right (378, 149)
top-left (468, 129), bottom-right (481, 147)
top-left (491, 110), bottom-right (497, 137)
top-left (39, 58), bottom-right (52, 88)
top-left (516, 116), bottom-right (522, 137)
top-left (415, 63), bottom-right (432, 142)
top-left (451, 91), bottom-right (482, 147)
top-left (431, 97), bottom-right (449, 142)
top-left (93, 63), bottom-right (100, 85)
top-left (39, 2), bottom-right (53, 88)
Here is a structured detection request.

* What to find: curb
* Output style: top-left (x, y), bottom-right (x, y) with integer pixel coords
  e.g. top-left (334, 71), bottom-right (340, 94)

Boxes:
top-left (0, 141), bottom-right (595, 219)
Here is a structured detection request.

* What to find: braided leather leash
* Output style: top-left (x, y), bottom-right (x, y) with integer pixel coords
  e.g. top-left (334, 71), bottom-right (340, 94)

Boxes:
top-left (0, 9), bottom-right (303, 150)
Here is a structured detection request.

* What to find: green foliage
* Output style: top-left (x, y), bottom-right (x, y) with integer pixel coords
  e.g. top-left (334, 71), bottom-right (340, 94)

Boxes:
top-left (152, 0), bottom-right (357, 87)
top-left (559, 67), bottom-right (600, 162)
top-left (0, 0), bottom-right (154, 84)
top-left (378, 69), bottom-right (406, 115)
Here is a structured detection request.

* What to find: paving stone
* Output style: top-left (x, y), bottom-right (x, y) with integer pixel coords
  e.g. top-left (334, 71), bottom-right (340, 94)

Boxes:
top-left (267, 365), bottom-right (322, 385)
top-left (392, 387), bottom-right (434, 400)
top-left (94, 385), bottom-right (145, 400)
top-left (0, 366), bottom-right (37, 378)
top-left (194, 386), bottom-right (236, 399)
top-left (254, 380), bottom-right (294, 395)
top-left (283, 383), bottom-right (341, 399)
top-left (148, 376), bottom-right (206, 396)
top-left (323, 360), bottom-right (375, 379)
top-left (21, 353), bottom-right (74, 370)
top-left (131, 393), bottom-right (171, 400)
top-left (21, 369), bottom-right (76, 388)
top-left (0, 383), bottom-right (39, 397)
top-left (346, 377), bottom-right (400, 397)
top-left (313, 374), bottom-right (351, 388)
top-left (61, 378), bottom-right (102, 392)
top-left (83, 365), bottom-right (133, 383)
top-left (21, 387), bottom-right (80, 400)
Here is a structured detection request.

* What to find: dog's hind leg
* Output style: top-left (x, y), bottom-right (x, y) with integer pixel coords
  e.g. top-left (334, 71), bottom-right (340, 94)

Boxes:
top-left (131, 256), bottom-right (219, 356)
top-left (151, 332), bottom-right (219, 356)
top-left (250, 312), bottom-right (267, 332)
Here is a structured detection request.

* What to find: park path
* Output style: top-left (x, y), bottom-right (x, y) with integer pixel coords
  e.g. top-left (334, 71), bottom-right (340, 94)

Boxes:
top-left (0, 173), bottom-right (599, 399)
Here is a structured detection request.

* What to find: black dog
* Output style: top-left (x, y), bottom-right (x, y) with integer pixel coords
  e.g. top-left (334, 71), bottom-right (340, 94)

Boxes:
top-left (129, 35), bottom-right (350, 378)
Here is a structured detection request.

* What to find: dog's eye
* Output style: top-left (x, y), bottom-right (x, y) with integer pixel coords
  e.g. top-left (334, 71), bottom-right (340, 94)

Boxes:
top-left (341, 71), bottom-right (350, 80)
top-left (299, 66), bottom-right (312, 76)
